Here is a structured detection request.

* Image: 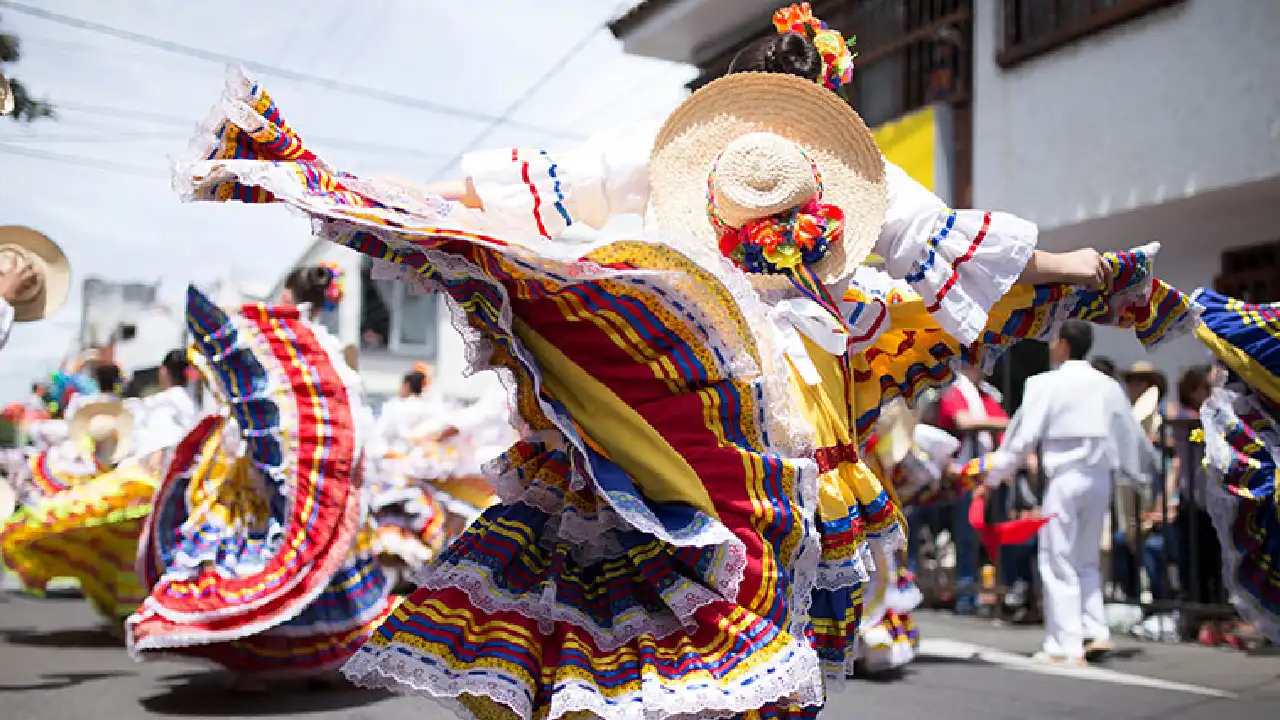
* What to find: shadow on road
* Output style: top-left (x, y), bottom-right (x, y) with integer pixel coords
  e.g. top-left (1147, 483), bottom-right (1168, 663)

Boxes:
top-left (0, 671), bottom-right (130, 693)
top-left (141, 674), bottom-right (393, 716)
top-left (0, 627), bottom-right (123, 648)
top-left (913, 654), bottom-right (996, 666)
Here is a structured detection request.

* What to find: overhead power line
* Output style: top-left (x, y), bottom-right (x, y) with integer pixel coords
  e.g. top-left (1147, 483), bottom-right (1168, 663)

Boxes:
top-left (49, 100), bottom-right (451, 160)
top-left (0, 143), bottom-right (167, 179)
top-left (429, 24), bottom-right (607, 181)
top-left (0, 1), bottom-right (586, 140)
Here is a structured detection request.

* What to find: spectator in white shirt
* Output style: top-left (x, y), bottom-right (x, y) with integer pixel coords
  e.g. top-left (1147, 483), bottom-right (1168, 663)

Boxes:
top-left (992, 321), bottom-right (1157, 666)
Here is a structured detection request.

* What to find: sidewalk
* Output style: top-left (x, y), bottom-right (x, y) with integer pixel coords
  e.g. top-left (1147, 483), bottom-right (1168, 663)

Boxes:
top-left (913, 609), bottom-right (1280, 697)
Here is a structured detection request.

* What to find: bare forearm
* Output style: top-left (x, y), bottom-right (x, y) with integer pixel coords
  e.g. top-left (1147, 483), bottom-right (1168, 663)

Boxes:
top-left (1018, 248), bottom-right (1108, 287)
top-left (1017, 250), bottom-right (1061, 285)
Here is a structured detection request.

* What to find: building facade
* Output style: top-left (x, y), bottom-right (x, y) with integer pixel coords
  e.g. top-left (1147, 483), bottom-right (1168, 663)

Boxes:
top-left (611, 0), bottom-right (1280, 379)
top-left (273, 240), bottom-right (500, 408)
top-left (78, 277), bottom-right (184, 381)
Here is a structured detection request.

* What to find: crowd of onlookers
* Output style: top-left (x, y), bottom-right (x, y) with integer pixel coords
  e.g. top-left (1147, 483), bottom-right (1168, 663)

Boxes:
top-left (908, 351), bottom-right (1254, 648)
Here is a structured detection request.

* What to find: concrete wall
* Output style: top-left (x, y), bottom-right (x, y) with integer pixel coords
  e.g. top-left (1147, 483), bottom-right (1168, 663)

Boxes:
top-left (972, 0), bottom-right (1280, 229)
top-left (971, 0), bottom-right (1280, 378)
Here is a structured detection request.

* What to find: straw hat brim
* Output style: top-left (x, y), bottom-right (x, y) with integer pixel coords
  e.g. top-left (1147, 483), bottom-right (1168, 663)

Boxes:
top-left (67, 399), bottom-right (134, 464)
top-left (876, 401), bottom-right (918, 467)
top-left (1131, 385), bottom-right (1161, 423)
top-left (0, 226), bottom-right (71, 322)
top-left (1121, 361), bottom-right (1163, 380)
top-left (650, 73), bottom-right (887, 289)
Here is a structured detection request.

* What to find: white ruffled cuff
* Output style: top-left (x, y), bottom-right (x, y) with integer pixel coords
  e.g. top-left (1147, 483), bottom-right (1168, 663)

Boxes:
top-left (891, 210), bottom-right (1036, 346)
top-left (462, 147), bottom-right (604, 240)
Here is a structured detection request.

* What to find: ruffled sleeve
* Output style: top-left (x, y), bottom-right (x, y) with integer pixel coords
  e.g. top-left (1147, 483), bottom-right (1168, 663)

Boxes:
top-left (461, 124), bottom-right (655, 240)
top-left (844, 245), bottom-right (1200, 445)
top-left (876, 161), bottom-right (1037, 345)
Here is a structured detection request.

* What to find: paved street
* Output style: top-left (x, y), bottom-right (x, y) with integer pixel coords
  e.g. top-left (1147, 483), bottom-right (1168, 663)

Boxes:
top-left (2, 587), bottom-right (1277, 720)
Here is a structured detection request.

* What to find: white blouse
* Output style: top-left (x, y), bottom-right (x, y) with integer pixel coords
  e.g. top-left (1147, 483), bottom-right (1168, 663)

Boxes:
top-left (0, 298), bottom-right (12, 351)
top-left (376, 393), bottom-right (456, 451)
top-left (132, 386), bottom-right (200, 458)
top-left (462, 122), bottom-right (1037, 345)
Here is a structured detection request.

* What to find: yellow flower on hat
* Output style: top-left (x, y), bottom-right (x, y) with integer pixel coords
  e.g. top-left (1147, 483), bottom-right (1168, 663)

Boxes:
top-left (813, 30), bottom-right (843, 59)
top-left (763, 243), bottom-right (804, 269)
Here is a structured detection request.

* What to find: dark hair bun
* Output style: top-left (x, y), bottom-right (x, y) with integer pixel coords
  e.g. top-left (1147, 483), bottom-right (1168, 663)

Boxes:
top-left (728, 32), bottom-right (823, 84)
top-left (765, 32), bottom-right (822, 81)
top-left (307, 266), bottom-right (334, 290)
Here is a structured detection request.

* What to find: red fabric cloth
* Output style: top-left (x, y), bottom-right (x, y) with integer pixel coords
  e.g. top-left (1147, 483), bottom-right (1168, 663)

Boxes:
top-left (968, 492), bottom-right (1051, 561)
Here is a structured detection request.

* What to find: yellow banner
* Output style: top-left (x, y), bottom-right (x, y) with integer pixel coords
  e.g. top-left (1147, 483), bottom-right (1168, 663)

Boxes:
top-left (873, 106), bottom-right (938, 193)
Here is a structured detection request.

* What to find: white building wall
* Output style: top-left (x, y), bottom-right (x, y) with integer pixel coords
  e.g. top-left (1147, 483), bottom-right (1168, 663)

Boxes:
top-left (972, 0), bottom-right (1280, 227)
top-left (971, 0), bottom-right (1280, 375)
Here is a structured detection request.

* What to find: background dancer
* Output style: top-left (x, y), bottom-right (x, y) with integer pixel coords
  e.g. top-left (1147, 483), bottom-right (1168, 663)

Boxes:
top-left (0, 398), bottom-right (157, 635)
top-left (1191, 290), bottom-right (1280, 645)
top-left (127, 284), bottom-right (393, 692)
top-left (991, 320), bottom-right (1159, 665)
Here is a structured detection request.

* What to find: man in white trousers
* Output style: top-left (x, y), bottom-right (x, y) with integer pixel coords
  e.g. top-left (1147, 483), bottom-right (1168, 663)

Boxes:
top-left (991, 321), bottom-right (1156, 665)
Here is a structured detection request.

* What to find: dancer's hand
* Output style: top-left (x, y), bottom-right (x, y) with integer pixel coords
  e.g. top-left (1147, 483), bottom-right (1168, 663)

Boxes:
top-left (1055, 248), bottom-right (1110, 288)
top-left (0, 254), bottom-right (35, 304)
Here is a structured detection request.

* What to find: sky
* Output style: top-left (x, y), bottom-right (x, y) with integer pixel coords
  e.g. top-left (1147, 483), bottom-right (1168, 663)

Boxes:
top-left (0, 0), bottom-right (695, 401)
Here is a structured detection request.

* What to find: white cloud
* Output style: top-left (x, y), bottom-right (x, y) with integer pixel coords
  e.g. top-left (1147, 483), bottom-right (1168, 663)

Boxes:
top-left (0, 0), bottom-right (695, 401)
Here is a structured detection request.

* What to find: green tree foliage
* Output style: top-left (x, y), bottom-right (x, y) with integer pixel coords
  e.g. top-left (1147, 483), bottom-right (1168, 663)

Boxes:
top-left (0, 18), bottom-right (54, 122)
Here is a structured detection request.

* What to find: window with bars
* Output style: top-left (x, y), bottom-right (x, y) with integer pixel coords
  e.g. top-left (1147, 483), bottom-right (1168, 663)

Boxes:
top-left (692, 0), bottom-right (971, 125)
top-left (998, 0), bottom-right (1184, 69)
top-left (1216, 243), bottom-right (1280, 303)
top-left (358, 257), bottom-right (441, 357)
top-left (689, 0), bottom-right (974, 204)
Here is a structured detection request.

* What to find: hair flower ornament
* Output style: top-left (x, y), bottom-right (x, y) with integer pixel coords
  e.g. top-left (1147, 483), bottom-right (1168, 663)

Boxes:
top-left (317, 260), bottom-right (346, 313)
top-left (772, 3), bottom-right (857, 94)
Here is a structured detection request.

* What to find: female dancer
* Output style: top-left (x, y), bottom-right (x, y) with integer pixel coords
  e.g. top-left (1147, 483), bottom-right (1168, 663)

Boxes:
top-left (1189, 290), bottom-right (1280, 644)
top-left (126, 278), bottom-right (394, 690)
top-left (367, 367), bottom-right (451, 590)
top-left (1, 397), bottom-right (156, 632)
top-left (130, 349), bottom-right (200, 468)
top-left (170, 14), bottom-right (1194, 720)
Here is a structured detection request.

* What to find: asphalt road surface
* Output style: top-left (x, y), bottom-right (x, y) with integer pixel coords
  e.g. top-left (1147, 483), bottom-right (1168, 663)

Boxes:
top-left (2, 588), bottom-right (1277, 720)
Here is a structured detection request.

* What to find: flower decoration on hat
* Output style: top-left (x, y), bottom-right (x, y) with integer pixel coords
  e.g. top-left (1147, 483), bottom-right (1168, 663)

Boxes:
top-left (707, 149), bottom-right (846, 276)
top-left (317, 260), bottom-right (346, 313)
top-left (772, 3), bottom-right (857, 94)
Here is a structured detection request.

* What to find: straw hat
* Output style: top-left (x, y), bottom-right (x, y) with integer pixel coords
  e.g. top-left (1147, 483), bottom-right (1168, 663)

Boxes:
top-left (875, 400), bottom-right (917, 467)
top-left (0, 73), bottom-right (14, 116)
top-left (0, 226), bottom-right (71, 322)
top-left (68, 399), bottom-right (134, 465)
top-left (1121, 360), bottom-right (1163, 382)
top-left (1131, 384), bottom-right (1162, 429)
top-left (650, 72), bottom-right (887, 289)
